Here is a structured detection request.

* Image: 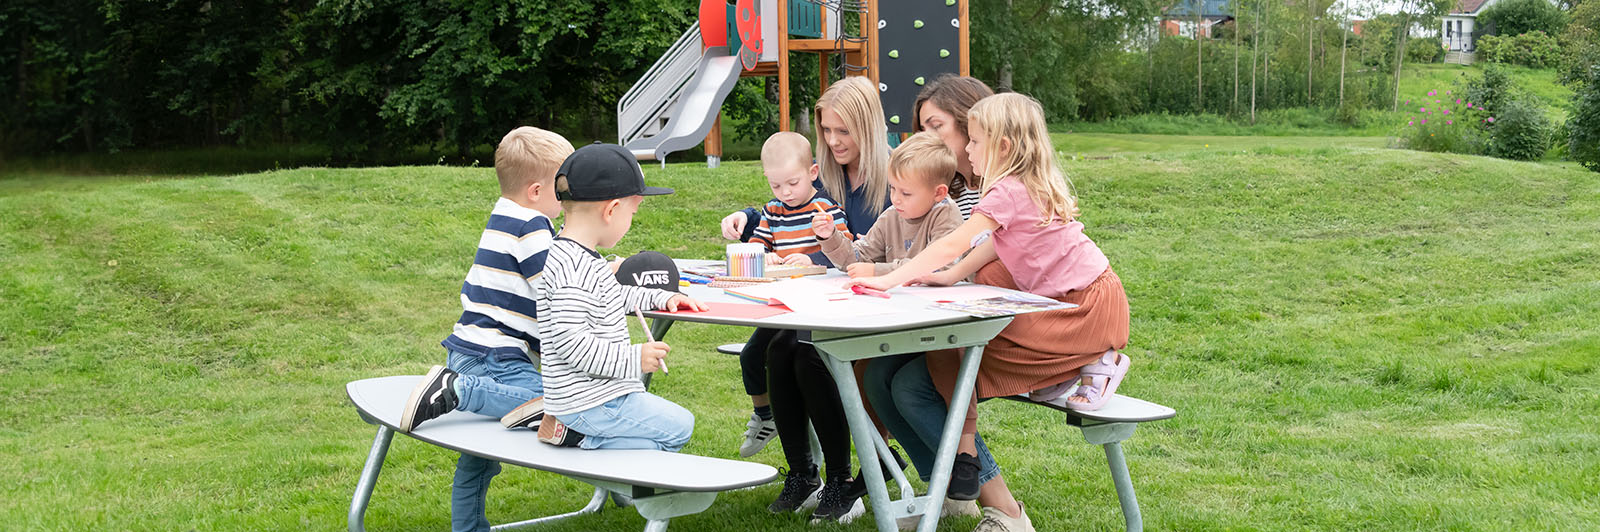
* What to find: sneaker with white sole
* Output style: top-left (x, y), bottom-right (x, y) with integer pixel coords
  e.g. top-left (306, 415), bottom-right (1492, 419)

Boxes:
top-left (499, 396), bottom-right (545, 429)
top-left (739, 412), bottom-right (778, 458)
top-left (399, 366), bottom-right (459, 432)
top-left (537, 417), bottom-right (584, 447)
top-left (972, 502), bottom-right (1034, 532)
top-left (767, 465), bottom-right (822, 514)
top-left (810, 474), bottom-right (865, 524)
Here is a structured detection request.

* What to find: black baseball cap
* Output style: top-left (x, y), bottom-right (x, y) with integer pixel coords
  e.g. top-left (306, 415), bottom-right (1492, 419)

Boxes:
top-left (614, 251), bottom-right (680, 293)
top-left (556, 143), bottom-right (674, 201)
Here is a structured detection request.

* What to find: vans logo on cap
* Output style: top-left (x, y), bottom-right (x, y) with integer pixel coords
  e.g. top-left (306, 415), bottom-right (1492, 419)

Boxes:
top-left (632, 270), bottom-right (671, 286)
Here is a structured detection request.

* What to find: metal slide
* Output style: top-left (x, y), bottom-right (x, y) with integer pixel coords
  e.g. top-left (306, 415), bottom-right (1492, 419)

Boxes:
top-left (619, 44), bottom-right (742, 166)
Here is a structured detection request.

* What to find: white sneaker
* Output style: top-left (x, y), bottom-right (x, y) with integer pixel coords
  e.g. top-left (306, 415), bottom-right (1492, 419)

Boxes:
top-left (739, 412), bottom-right (778, 458)
top-left (972, 501), bottom-right (1033, 532)
top-left (895, 498), bottom-right (983, 530)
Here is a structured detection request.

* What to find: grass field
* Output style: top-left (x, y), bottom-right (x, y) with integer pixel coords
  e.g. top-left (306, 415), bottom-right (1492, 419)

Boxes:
top-left (3, 138), bottom-right (1598, 531)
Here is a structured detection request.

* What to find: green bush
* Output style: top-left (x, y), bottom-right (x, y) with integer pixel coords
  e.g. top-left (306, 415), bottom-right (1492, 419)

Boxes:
top-left (1463, 64), bottom-right (1514, 117)
top-left (1486, 98), bottom-right (1551, 161)
top-left (1407, 38), bottom-right (1443, 64)
top-left (1478, 31), bottom-right (1562, 68)
top-left (1398, 87), bottom-right (1485, 155)
top-left (1569, 68), bottom-right (1600, 171)
top-left (1479, 0), bottom-right (1568, 37)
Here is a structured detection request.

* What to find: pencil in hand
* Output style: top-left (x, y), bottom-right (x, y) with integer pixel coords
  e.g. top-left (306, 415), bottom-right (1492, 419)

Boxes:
top-left (635, 309), bottom-right (667, 374)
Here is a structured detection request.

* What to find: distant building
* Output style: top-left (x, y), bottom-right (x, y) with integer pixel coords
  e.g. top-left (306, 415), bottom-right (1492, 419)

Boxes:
top-left (1442, 0), bottom-right (1497, 57)
top-left (1161, 0), bottom-right (1233, 39)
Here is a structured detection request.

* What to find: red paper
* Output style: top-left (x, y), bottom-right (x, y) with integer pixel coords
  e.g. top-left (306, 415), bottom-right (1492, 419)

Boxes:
top-left (666, 302), bottom-right (792, 320)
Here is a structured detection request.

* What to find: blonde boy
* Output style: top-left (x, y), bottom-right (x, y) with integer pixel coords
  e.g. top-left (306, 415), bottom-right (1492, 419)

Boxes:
top-left (750, 131), bottom-right (851, 265)
top-left (400, 126), bottom-right (572, 532)
top-left (813, 131), bottom-right (963, 277)
top-left (534, 143), bottom-right (707, 450)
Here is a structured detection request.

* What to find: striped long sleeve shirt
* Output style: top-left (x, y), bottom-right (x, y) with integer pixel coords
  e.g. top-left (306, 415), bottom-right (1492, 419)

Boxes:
top-left (749, 194), bottom-right (852, 259)
top-left (440, 198), bottom-right (553, 363)
top-left (538, 238), bottom-right (677, 416)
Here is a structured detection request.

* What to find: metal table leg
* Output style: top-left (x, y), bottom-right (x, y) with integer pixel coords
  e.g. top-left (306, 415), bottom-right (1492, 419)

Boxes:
top-left (349, 426), bottom-right (395, 532)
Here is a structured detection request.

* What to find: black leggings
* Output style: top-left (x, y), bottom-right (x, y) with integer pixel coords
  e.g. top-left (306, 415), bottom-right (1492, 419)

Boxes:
top-left (766, 329), bottom-right (853, 479)
top-left (739, 328), bottom-right (779, 396)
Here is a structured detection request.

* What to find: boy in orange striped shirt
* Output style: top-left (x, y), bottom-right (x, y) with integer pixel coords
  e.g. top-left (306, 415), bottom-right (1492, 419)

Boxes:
top-left (750, 132), bottom-right (852, 266)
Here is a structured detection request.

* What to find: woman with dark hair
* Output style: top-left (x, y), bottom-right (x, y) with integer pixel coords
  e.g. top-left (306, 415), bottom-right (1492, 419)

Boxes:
top-left (912, 74), bottom-right (995, 220)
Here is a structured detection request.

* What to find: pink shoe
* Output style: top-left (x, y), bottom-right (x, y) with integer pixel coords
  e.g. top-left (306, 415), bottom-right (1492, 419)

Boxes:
top-left (1066, 350), bottom-right (1130, 412)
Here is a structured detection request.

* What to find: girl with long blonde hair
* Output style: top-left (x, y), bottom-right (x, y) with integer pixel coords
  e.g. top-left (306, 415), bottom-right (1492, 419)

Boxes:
top-left (850, 92), bottom-right (1132, 532)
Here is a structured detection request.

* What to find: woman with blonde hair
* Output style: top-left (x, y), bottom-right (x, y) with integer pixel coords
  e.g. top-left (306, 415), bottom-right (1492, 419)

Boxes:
top-left (716, 78), bottom-right (895, 505)
top-left (849, 92), bottom-right (1133, 532)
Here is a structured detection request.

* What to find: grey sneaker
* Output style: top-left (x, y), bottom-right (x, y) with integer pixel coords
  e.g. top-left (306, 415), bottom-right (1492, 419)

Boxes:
top-left (499, 396), bottom-right (545, 429)
top-left (739, 412), bottom-right (778, 457)
top-left (973, 502), bottom-right (1034, 532)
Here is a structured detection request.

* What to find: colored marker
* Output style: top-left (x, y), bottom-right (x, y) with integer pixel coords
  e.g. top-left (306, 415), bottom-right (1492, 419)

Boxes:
top-left (852, 285), bottom-right (891, 299)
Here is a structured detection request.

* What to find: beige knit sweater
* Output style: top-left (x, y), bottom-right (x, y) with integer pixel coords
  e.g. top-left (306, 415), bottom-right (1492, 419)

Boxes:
top-left (819, 199), bottom-right (963, 275)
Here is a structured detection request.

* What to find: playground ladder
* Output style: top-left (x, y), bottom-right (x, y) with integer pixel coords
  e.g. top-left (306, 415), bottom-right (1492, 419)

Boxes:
top-left (617, 23), bottom-right (704, 146)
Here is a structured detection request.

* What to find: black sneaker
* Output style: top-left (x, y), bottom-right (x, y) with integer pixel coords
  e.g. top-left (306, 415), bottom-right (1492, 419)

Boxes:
top-left (537, 417), bottom-right (584, 447)
top-left (767, 465), bottom-right (822, 514)
top-left (810, 474), bottom-right (866, 523)
top-left (947, 452), bottom-right (982, 501)
top-left (844, 445), bottom-right (909, 499)
top-left (399, 366), bottom-right (459, 432)
top-left (500, 396), bottom-right (545, 429)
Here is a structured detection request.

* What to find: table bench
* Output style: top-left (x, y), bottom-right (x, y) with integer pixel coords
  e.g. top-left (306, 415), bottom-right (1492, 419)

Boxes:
top-left (1000, 392), bottom-right (1176, 532)
top-left (346, 375), bottom-right (779, 532)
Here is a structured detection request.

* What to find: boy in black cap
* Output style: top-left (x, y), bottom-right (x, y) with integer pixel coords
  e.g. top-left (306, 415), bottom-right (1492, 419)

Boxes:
top-left (534, 143), bottom-right (709, 450)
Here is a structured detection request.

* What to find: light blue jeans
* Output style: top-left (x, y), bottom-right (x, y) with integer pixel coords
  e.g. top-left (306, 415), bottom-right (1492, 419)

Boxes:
top-left (559, 392), bottom-right (694, 451)
top-left (863, 354), bottom-right (1001, 486)
top-left (446, 351), bottom-right (543, 532)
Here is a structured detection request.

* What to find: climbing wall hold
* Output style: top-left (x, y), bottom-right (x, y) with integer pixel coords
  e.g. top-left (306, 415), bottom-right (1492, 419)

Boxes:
top-left (889, 115), bottom-right (901, 124)
top-left (951, 18), bottom-right (960, 28)
top-left (914, 76), bottom-right (925, 85)
top-left (878, 19), bottom-right (887, 29)
top-left (940, 49), bottom-right (950, 58)
top-left (889, 49), bottom-right (899, 59)
top-left (879, 82), bottom-right (888, 92)
top-left (913, 20), bottom-right (924, 29)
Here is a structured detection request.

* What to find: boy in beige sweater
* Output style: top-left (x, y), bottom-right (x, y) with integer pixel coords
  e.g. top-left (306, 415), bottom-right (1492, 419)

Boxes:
top-left (811, 131), bottom-right (964, 277)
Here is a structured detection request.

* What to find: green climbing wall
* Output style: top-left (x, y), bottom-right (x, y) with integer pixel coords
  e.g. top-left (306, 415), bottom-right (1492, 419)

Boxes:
top-left (876, 0), bottom-right (963, 133)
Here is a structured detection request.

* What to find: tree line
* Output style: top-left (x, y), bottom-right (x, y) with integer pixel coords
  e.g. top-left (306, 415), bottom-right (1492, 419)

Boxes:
top-left (4, 0), bottom-right (1564, 162)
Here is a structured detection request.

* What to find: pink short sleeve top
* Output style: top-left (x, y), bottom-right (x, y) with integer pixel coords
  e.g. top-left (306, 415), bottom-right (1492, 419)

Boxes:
top-left (971, 176), bottom-right (1110, 298)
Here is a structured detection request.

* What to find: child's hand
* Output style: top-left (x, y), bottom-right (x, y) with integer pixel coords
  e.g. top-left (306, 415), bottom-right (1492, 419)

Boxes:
top-left (662, 294), bottom-right (709, 312)
top-left (641, 341), bottom-right (671, 373)
top-left (765, 252), bottom-right (783, 264)
top-left (845, 263), bottom-right (876, 278)
top-left (782, 254), bottom-right (813, 266)
top-left (844, 276), bottom-right (897, 292)
top-left (810, 212), bottom-right (835, 240)
top-left (909, 269), bottom-right (960, 287)
top-left (721, 212), bottom-right (749, 241)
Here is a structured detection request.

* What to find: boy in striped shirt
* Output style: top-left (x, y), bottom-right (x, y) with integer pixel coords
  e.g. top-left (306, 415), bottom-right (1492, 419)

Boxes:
top-left (750, 131), bottom-right (852, 266)
top-left (399, 127), bottom-right (570, 532)
top-left (534, 143), bottom-right (708, 450)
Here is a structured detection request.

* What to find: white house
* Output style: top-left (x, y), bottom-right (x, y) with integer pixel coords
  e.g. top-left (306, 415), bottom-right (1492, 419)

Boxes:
top-left (1441, 0), bottom-right (1496, 60)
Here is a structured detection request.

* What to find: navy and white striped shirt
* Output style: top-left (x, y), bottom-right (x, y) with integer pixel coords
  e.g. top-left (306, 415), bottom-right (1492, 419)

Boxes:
top-left (440, 198), bottom-right (553, 363)
top-left (538, 238), bottom-right (677, 416)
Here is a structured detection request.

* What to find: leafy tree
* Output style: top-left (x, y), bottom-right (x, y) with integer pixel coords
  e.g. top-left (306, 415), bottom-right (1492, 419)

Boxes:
top-left (1478, 0), bottom-right (1568, 37)
top-left (1569, 65), bottom-right (1600, 170)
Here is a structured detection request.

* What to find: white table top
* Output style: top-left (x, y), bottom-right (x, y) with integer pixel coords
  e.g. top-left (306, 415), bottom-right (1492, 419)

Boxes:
top-left (347, 376), bottom-right (778, 492)
top-left (648, 260), bottom-right (1069, 333)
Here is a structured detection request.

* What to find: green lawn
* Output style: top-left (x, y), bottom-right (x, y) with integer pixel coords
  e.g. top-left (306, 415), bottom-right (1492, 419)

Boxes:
top-left (2, 140), bottom-right (1597, 531)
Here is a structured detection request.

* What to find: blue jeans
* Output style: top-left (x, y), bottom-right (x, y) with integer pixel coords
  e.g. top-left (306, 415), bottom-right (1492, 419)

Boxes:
top-left (446, 351), bottom-right (544, 532)
top-left (560, 392), bottom-right (694, 451)
top-left (863, 354), bottom-right (1000, 486)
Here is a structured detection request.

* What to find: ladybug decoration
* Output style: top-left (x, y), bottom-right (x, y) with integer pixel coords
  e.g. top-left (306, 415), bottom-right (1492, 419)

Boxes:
top-left (734, 0), bottom-right (763, 70)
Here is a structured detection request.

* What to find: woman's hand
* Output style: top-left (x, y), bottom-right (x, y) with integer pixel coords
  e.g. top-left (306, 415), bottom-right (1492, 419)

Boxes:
top-left (720, 211), bottom-right (749, 241)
